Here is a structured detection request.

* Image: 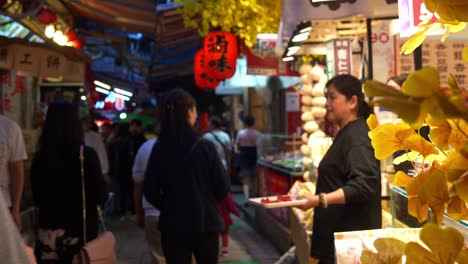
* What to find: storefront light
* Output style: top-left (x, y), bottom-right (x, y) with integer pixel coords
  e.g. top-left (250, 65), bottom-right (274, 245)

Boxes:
top-left (45, 25), bottom-right (55, 38)
top-left (95, 87), bottom-right (110, 95)
top-left (119, 113), bottom-right (127, 119)
top-left (113, 87), bottom-right (133, 97)
top-left (94, 80), bottom-right (111, 90)
top-left (286, 46), bottom-right (301, 56)
top-left (292, 32), bottom-right (310, 42)
top-left (282, 56), bottom-right (294, 62)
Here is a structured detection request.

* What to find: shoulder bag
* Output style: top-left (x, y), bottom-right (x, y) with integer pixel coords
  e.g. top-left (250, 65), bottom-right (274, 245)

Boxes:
top-left (79, 145), bottom-right (117, 264)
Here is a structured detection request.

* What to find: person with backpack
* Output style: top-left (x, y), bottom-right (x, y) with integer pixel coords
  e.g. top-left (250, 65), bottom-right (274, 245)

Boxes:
top-left (203, 116), bottom-right (233, 174)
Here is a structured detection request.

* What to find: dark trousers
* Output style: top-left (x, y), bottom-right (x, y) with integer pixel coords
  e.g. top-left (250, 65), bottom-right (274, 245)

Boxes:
top-left (161, 231), bottom-right (219, 264)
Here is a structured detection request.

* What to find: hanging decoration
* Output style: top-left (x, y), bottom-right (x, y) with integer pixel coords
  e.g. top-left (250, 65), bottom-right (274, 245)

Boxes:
top-left (66, 30), bottom-right (78, 42)
top-left (194, 49), bottom-right (219, 89)
top-left (174, 0), bottom-right (281, 47)
top-left (203, 31), bottom-right (238, 80)
top-left (37, 8), bottom-right (57, 25)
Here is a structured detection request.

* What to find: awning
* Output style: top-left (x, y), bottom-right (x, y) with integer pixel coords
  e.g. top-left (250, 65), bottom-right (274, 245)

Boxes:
top-left (215, 57), bottom-right (301, 95)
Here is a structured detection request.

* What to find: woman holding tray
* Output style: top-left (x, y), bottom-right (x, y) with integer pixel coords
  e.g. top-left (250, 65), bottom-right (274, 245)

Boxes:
top-left (297, 74), bottom-right (381, 264)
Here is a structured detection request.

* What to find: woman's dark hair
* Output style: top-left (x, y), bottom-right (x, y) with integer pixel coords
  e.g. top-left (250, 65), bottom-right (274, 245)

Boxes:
top-left (210, 116), bottom-right (222, 129)
top-left (326, 74), bottom-right (373, 119)
top-left (37, 100), bottom-right (83, 153)
top-left (159, 88), bottom-right (198, 143)
top-left (243, 115), bottom-right (255, 127)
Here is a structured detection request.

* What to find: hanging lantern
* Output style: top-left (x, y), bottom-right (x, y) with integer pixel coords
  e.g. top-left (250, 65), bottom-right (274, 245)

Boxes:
top-left (203, 31), bottom-right (238, 80)
top-left (37, 8), bottom-right (57, 25)
top-left (66, 30), bottom-right (77, 42)
top-left (72, 37), bottom-right (85, 49)
top-left (194, 49), bottom-right (219, 89)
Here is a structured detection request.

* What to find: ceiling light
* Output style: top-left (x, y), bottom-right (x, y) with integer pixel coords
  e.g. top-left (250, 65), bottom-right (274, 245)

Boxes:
top-left (292, 32), bottom-right (310, 42)
top-left (300, 26), bottom-right (312, 33)
top-left (114, 87), bottom-right (133, 97)
top-left (80, 95), bottom-right (87, 101)
top-left (94, 80), bottom-right (111, 90)
top-left (95, 87), bottom-right (110, 94)
top-left (113, 92), bottom-right (130, 101)
top-left (282, 57), bottom-right (294, 62)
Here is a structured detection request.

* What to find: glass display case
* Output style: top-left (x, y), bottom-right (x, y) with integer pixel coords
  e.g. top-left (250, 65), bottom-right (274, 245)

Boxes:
top-left (257, 133), bottom-right (303, 174)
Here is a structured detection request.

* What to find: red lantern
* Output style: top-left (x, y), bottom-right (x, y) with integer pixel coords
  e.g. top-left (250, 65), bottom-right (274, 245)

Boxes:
top-left (203, 31), bottom-right (238, 80)
top-left (194, 49), bottom-right (219, 89)
top-left (72, 37), bottom-right (85, 49)
top-left (37, 8), bottom-right (57, 25)
top-left (66, 30), bottom-right (77, 42)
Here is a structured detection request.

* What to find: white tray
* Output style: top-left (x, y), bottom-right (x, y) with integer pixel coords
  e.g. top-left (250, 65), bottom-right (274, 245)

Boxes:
top-left (249, 195), bottom-right (307, 209)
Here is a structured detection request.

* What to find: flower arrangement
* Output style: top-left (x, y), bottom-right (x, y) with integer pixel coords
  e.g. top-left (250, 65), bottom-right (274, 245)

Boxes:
top-left (173, 0), bottom-right (281, 47)
top-left (360, 1), bottom-right (468, 262)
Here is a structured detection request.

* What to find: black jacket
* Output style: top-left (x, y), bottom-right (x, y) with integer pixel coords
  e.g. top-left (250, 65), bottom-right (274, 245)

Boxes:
top-left (31, 146), bottom-right (108, 242)
top-left (311, 118), bottom-right (381, 262)
top-left (144, 137), bottom-right (230, 233)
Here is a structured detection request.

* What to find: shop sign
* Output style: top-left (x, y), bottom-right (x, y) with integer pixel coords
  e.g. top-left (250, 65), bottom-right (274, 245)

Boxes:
top-left (39, 52), bottom-right (65, 78)
top-left (246, 37), bottom-right (299, 76)
top-left (398, 0), bottom-right (440, 37)
top-left (0, 46), bottom-right (13, 69)
top-left (13, 46), bottom-right (41, 75)
top-left (371, 19), bottom-right (398, 82)
top-left (1, 44), bottom-right (85, 81)
top-left (326, 39), bottom-right (352, 79)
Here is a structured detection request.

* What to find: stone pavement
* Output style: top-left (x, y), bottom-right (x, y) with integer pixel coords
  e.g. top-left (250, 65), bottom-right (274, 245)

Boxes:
top-left (108, 190), bottom-right (281, 264)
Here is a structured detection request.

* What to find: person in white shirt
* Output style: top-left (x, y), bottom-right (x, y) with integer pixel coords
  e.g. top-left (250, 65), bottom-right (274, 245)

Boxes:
top-left (82, 117), bottom-right (110, 182)
top-left (203, 116), bottom-right (232, 172)
top-left (0, 114), bottom-right (27, 230)
top-left (235, 115), bottom-right (260, 203)
top-left (132, 138), bottom-right (166, 264)
top-left (0, 188), bottom-right (34, 263)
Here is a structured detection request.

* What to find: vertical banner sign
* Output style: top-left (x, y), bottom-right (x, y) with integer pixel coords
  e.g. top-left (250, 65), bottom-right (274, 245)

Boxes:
top-left (40, 52), bottom-right (64, 78)
top-left (0, 45), bottom-right (13, 69)
top-left (326, 39), bottom-right (353, 79)
top-left (371, 19), bottom-right (397, 82)
top-left (13, 46), bottom-right (41, 75)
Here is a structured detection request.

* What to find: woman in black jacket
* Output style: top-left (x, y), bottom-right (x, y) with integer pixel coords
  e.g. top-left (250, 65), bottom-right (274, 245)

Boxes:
top-left (31, 101), bottom-right (108, 263)
top-left (298, 75), bottom-right (381, 264)
top-left (144, 89), bottom-right (230, 264)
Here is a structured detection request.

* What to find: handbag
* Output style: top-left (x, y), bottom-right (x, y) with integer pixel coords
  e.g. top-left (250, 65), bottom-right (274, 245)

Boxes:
top-left (79, 145), bottom-right (117, 264)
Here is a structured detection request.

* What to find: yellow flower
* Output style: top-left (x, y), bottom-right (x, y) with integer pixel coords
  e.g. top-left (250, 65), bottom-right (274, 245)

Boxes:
top-left (368, 122), bottom-right (414, 160)
top-left (405, 223), bottom-right (464, 264)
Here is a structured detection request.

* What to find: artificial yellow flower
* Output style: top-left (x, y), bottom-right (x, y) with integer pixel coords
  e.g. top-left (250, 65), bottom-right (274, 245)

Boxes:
top-left (405, 223), bottom-right (464, 264)
top-left (401, 67), bottom-right (440, 98)
top-left (416, 167), bottom-right (449, 223)
top-left (366, 114), bottom-right (380, 131)
top-left (447, 195), bottom-right (468, 221)
top-left (368, 123), bottom-right (414, 160)
top-left (361, 238), bottom-right (406, 264)
top-left (393, 170), bottom-right (413, 187)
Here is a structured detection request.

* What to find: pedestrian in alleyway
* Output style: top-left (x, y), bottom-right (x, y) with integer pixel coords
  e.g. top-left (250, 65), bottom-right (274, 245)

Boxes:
top-left (203, 116), bottom-right (232, 174)
top-left (30, 101), bottom-right (108, 263)
top-left (0, 188), bottom-right (34, 263)
top-left (297, 75), bottom-right (381, 264)
top-left (0, 113), bottom-right (27, 231)
top-left (234, 115), bottom-right (260, 203)
top-left (133, 137), bottom-right (166, 264)
top-left (144, 88), bottom-right (230, 264)
top-left (81, 116), bottom-right (110, 180)
top-left (217, 193), bottom-right (240, 257)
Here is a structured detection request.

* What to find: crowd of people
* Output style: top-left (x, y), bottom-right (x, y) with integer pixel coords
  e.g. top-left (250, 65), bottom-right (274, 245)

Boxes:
top-left (0, 74), bottom-right (389, 264)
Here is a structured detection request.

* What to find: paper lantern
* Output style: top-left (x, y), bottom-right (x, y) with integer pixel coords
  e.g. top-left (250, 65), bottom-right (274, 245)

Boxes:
top-left (66, 30), bottom-right (77, 42)
top-left (194, 49), bottom-right (219, 89)
top-left (72, 37), bottom-right (85, 49)
top-left (37, 8), bottom-right (57, 25)
top-left (203, 31), bottom-right (237, 80)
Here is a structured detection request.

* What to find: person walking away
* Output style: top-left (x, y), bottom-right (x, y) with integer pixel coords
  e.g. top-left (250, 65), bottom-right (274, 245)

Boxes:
top-left (31, 101), bottom-right (108, 263)
top-left (203, 116), bottom-right (232, 175)
top-left (81, 116), bottom-right (110, 184)
top-left (0, 114), bottom-right (27, 231)
top-left (218, 193), bottom-right (240, 257)
top-left (297, 75), bottom-right (381, 264)
top-left (133, 137), bottom-right (166, 264)
top-left (144, 88), bottom-right (230, 264)
top-left (0, 188), bottom-right (34, 263)
top-left (234, 115), bottom-right (260, 203)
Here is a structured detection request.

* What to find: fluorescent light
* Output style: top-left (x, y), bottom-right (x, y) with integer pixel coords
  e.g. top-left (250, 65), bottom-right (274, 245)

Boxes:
top-left (94, 80), bottom-right (111, 90)
top-left (292, 32), bottom-right (310, 42)
top-left (300, 27), bottom-right (312, 33)
top-left (287, 49), bottom-right (299, 57)
top-left (80, 95), bottom-right (87, 101)
top-left (257, 33), bottom-right (278, 40)
top-left (113, 92), bottom-right (130, 101)
top-left (114, 87), bottom-right (133, 97)
top-left (282, 57), bottom-right (294, 62)
top-left (95, 87), bottom-right (110, 94)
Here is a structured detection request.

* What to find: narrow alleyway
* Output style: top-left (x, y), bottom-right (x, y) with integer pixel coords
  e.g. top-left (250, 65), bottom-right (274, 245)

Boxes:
top-left (108, 189), bottom-right (281, 264)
